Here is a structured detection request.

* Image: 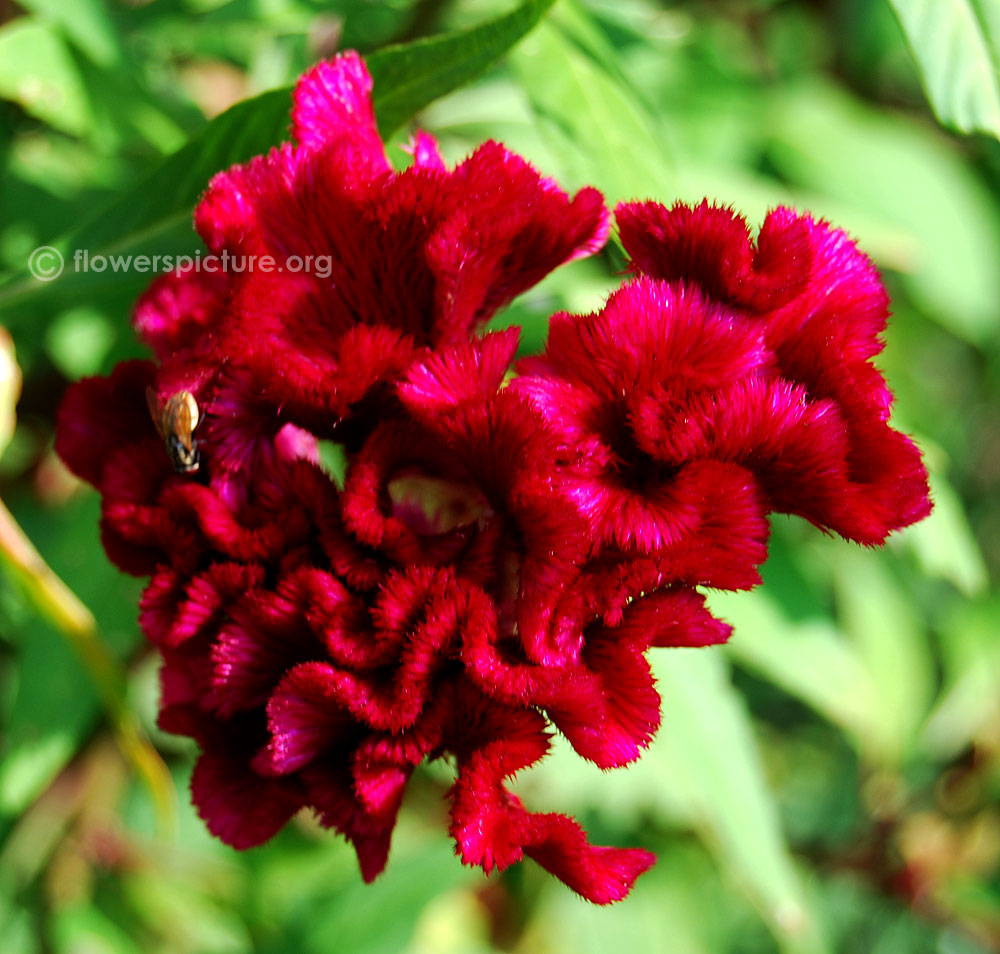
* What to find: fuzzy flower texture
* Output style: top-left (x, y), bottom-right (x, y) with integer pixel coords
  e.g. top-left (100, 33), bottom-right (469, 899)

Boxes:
top-left (57, 53), bottom-right (931, 903)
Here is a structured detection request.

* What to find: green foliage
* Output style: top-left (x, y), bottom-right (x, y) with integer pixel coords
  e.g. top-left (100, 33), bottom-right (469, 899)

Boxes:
top-left (0, 0), bottom-right (556, 321)
top-left (1, 1), bottom-right (999, 953)
top-left (888, 0), bottom-right (1000, 140)
top-left (0, 19), bottom-right (93, 136)
top-left (649, 653), bottom-right (827, 954)
top-left (367, 0), bottom-right (556, 136)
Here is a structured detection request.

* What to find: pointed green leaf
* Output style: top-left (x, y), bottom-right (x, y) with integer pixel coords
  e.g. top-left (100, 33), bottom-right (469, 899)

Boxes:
top-left (0, 0), bottom-right (556, 322)
top-left (888, 0), bottom-right (1000, 139)
top-left (511, 20), bottom-right (673, 204)
top-left (366, 0), bottom-right (556, 138)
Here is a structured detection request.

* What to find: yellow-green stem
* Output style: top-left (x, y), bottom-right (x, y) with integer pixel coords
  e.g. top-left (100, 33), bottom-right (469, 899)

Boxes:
top-left (0, 496), bottom-right (175, 833)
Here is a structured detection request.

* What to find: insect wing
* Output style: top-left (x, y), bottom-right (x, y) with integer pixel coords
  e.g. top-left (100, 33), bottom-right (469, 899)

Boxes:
top-left (145, 386), bottom-right (169, 441)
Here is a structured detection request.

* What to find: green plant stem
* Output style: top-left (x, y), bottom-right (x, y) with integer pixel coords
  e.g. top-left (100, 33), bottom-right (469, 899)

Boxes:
top-left (0, 496), bottom-right (175, 832)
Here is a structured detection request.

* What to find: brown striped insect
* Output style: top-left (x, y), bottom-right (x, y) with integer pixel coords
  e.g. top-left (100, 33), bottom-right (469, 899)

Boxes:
top-left (146, 387), bottom-right (201, 474)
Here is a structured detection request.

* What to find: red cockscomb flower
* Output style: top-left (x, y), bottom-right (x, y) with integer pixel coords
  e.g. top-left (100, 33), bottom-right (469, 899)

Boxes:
top-left (513, 200), bottom-right (930, 671)
top-left (55, 53), bottom-right (931, 907)
top-left (57, 52), bottom-right (660, 904)
top-left (613, 199), bottom-right (931, 542)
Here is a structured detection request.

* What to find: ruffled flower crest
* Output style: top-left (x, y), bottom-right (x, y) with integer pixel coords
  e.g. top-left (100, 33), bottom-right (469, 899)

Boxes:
top-left (55, 58), bottom-right (930, 906)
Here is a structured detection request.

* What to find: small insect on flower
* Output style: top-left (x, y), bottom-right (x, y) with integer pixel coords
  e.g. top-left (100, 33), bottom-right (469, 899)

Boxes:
top-left (145, 387), bottom-right (201, 473)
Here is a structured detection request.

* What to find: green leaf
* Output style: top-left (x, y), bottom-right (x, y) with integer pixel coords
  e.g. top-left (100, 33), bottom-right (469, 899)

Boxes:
top-left (649, 651), bottom-right (829, 954)
top-left (511, 19), bottom-right (673, 204)
top-left (903, 470), bottom-right (988, 597)
top-left (548, 0), bottom-right (646, 103)
top-left (44, 306), bottom-right (115, 379)
top-left (767, 80), bottom-right (1000, 343)
top-left (717, 590), bottom-right (877, 743)
top-left (123, 875), bottom-right (251, 954)
top-left (296, 830), bottom-right (479, 954)
top-left (888, 0), bottom-right (1000, 139)
top-left (0, 492), bottom-right (142, 818)
top-left (52, 904), bottom-right (146, 954)
top-left (0, 18), bottom-right (92, 137)
top-left (829, 547), bottom-right (935, 764)
top-left (0, 728), bottom-right (76, 818)
top-left (0, 0), bottom-right (556, 323)
top-left (533, 858), bottom-right (719, 954)
top-left (0, 892), bottom-right (41, 954)
top-left (15, 0), bottom-right (121, 67)
top-left (522, 651), bottom-right (829, 954)
top-left (920, 595), bottom-right (1000, 759)
top-left (366, 0), bottom-right (557, 138)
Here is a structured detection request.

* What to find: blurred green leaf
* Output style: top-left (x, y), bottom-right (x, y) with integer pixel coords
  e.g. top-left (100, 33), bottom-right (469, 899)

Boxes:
top-left (673, 160), bottom-right (923, 279)
top-left (367, 0), bottom-right (556, 137)
top-left (0, 729), bottom-right (76, 817)
top-left (921, 596), bottom-right (1000, 759)
top-left (44, 306), bottom-right (115, 379)
top-left (293, 829), bottom-right (478, 954)
top-left (903, 470), bottom-right (988, 596)
top-left (511, 20), bottom-right (673, 204)
top-left (0, 18), bottom-right (92, 137)
top-left (888, 0), bottom-right (1000, 140)
top-left (549, 0), bottom-right (644, 100)
top-left (718, 590), bottom-right (876, 742)
top-left (768, 81), bottom-right (1000, 343)
top-left (0, 0), bottom-right (557, 323)
top-left (123, 874), bottom-right (251, 954)
top-left (52, 905), bottom-right (146, 954)
top-left (0, 491), bottom-right (162, 820)
top-left (0, 890), bottom-right (40, 954)
top-left (650, 651), bottom-right (829, 954)
top-left (530, 861), bottom-right (718, 954)
top-left (514, 649), bottom-right (828, 952)
top-left (16, 0), bottom-right (121, 68)
top-left (830, 548), bottom-right (935, 764)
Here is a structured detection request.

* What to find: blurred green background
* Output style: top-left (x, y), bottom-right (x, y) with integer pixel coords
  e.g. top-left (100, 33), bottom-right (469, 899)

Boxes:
top-left (1, 0), bottom-right (999, 952)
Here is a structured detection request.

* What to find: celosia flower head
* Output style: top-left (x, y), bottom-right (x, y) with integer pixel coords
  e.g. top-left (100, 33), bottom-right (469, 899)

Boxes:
top-left (56, 54), bottom-right (930, 905)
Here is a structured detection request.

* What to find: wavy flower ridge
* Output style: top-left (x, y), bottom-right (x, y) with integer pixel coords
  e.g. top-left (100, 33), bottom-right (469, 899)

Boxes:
top-left (56, 55), bottom-right (929, 904)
